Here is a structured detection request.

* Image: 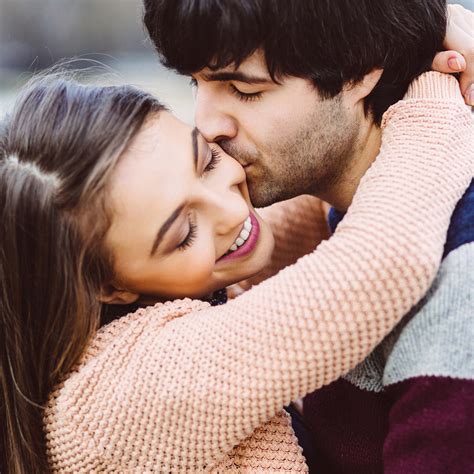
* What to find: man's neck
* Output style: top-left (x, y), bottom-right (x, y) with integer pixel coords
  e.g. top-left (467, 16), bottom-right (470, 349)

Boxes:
top-left (324, 121), bottom-right (381, 212)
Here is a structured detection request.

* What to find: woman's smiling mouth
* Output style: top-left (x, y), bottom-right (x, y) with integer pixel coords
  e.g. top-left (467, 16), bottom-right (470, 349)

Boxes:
top-left (217, 213), bottom-right (260, 263)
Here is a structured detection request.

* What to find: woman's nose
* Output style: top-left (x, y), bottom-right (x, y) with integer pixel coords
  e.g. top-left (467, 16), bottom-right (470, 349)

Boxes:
top-left (200, 159), bottom-right (249, 236)
top-left (211, 191), bottom-right (249, 236)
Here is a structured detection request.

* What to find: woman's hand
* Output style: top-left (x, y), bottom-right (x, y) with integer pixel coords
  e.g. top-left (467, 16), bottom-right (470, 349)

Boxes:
top-left (432, 3), bottom-right (474, 105)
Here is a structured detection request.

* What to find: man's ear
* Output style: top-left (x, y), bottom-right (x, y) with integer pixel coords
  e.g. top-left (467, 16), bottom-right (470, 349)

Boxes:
top-left (344, 68), bottom-right (384, 103)
top-left (99, 283), bottom-right (140, 305)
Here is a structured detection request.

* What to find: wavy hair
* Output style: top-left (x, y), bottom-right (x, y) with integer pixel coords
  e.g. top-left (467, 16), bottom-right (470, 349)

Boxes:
top-left (0, 73), bottom-right (164, 473)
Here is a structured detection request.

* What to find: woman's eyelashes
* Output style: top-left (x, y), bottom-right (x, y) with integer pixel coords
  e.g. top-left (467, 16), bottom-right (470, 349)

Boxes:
top-left (203, 147), bottom-right (222, 173)
top-left (176, 147), bottom-right (221, 252)
top-left (177, 213), bottom-right (197, 251)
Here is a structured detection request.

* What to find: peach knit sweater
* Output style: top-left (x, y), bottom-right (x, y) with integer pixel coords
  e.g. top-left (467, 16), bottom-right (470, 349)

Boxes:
top-left (44, 73), bottom-right (473, 472)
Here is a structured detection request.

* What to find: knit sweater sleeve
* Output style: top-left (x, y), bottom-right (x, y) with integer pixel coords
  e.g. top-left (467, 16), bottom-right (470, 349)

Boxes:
top-left (48, 73), bottom-right (473, 471)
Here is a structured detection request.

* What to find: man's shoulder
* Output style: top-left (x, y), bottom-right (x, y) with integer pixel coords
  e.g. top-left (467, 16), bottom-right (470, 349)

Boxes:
top-left (338, 181), bottom-right (474, 391)
top-left (344, 237), bottom-right (473, 392)
top-left (383, 239), bottom-right (474, 387)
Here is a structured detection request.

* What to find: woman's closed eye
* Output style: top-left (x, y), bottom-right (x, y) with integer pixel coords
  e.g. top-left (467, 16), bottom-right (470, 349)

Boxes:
top-left (176, 146), bottom-right (222, 252)
top-left (177, 212), bottom-right (197, 251)
top-left (203, 147), bottom-right (222, 174)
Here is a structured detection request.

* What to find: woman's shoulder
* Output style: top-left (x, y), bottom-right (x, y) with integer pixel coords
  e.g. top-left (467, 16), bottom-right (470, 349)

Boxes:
top-left (82, 298), bottom-right (211, 369)
top-left (44, 298), bottom-right (211, 469)
top-left (46, 298), bottom-right (210, 413)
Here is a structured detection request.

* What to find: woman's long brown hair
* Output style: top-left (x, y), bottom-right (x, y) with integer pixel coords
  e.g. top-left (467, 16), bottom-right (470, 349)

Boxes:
top-left (0, 73), bottom-right (164, 473)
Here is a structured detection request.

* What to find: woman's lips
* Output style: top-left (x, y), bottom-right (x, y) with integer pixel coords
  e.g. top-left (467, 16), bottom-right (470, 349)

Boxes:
top-left (216, 212), bottom-right (260, 264)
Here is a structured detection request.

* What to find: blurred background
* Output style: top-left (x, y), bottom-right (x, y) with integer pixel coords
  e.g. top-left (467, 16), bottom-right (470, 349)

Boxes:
top-left (0, 0), bottom-right (472, 122)
top-left (0, 0), bottom-right (194, 122)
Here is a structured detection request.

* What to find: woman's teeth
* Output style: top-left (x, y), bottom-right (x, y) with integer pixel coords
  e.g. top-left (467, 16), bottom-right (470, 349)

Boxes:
top-left (228, 216), bottom-right (252, 253)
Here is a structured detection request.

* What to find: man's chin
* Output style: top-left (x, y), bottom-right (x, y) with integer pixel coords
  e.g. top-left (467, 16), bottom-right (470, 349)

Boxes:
top-left (248, 191), bottom-right (276, 208)
top-left (248, 184), bottom-right (294, 208)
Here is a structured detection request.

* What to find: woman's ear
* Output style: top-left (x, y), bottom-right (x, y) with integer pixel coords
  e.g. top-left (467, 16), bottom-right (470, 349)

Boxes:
top-left (344, 68), bottom-right (384, 103)
top-left (99, 284), bottom-right (140, 305)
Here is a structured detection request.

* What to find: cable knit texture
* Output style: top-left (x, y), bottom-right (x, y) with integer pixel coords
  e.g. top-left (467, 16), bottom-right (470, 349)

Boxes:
top-left (44, 73), bottom-right (473, 472)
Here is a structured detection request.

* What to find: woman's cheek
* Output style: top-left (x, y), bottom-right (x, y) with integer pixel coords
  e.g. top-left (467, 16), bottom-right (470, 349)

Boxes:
top-left (159, 235), bottom-right (214, 282)
top-left (187, 242), bottom-right (217, 281)
top-left (145, 250), bottom-right (215, 297)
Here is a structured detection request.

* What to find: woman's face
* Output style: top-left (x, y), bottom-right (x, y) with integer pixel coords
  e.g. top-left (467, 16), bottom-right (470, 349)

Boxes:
top-left (103, 112), bottom-right (274, 303)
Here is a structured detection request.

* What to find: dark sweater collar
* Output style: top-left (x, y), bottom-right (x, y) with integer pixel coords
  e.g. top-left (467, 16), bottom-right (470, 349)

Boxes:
top-left (328, 207), bottom-right (346, 233)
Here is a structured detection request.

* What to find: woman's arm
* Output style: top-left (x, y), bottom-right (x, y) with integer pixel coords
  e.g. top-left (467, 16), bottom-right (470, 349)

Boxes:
top-left (59, 72), bottom-right (472, 470)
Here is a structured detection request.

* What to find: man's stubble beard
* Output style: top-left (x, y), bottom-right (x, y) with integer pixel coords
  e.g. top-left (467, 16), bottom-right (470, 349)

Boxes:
top-left (220, 97), bottom-right (360, 208)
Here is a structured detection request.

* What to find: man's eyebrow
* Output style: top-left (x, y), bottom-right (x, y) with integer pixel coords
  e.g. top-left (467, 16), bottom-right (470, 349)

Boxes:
top-left (150, 204), bottom-right (186, 257)
top-left (202, 71), bottom-right (271, 84)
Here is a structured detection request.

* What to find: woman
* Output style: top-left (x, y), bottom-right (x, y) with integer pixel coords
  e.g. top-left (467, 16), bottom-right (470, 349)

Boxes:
top-left (0, 69), bottom-right (471, 472)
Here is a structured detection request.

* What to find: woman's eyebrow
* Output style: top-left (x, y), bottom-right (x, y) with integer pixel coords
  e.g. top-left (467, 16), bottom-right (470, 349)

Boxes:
top-left (149, 204), bottom-right (186, 257)
top-left (149, 128), bottom-right (198, 257)
top-left (192, 126), bottom-right (199, 170)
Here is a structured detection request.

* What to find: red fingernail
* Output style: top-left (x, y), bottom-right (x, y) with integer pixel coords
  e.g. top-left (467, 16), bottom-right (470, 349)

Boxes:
top-left (448, 57), bottom-right (462, 72)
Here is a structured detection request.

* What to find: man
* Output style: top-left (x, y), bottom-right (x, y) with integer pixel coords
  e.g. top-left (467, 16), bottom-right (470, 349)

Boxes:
top-left (144, 0), bottom-right (473, 472)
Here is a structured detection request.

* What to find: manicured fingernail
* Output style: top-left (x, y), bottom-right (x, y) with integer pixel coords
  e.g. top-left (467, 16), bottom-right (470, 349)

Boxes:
top-left (448, 57), bottom-right (462, 72)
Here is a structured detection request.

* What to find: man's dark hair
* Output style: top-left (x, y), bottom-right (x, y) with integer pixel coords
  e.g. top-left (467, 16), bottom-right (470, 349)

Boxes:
top-left (144, 0), bottom-right (446, 124)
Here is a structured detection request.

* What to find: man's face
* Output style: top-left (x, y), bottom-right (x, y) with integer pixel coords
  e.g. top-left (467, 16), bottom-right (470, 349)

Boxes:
top-left (192, 51), bottom-right (361, 207)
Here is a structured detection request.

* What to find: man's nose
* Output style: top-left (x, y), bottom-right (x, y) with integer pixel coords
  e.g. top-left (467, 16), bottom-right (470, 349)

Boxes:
top-left (194, 89), bottom-right (237, 143)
